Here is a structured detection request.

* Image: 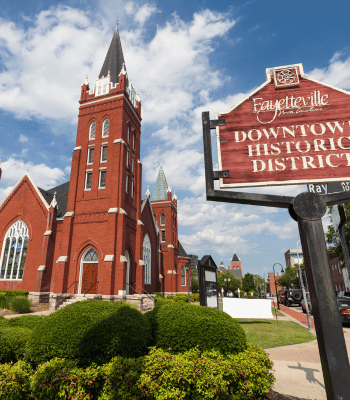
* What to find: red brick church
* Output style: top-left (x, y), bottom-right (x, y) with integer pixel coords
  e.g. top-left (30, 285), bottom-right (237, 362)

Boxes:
top-left (0, 27), bottom-right (190, 309)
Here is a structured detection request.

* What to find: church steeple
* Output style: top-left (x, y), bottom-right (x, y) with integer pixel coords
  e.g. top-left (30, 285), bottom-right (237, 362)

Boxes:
top-left (152, 166), bottom-right (169, 201)
top-left (99, 23), bottom-right (126, 85)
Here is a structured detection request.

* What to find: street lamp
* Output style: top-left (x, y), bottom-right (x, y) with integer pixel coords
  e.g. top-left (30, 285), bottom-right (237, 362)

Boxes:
top-left (297, 240), bottom-right (313, 330)
top-left (185, 264), bottom-right (191, 304)
top-left (273, 263), bottom-right (284, 309)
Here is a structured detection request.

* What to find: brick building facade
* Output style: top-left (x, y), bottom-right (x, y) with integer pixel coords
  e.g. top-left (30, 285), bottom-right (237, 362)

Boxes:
top-left (0, 27), bottom-right (190, 307)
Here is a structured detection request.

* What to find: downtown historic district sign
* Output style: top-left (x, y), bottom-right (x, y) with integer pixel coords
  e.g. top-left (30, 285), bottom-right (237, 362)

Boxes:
top-left (216, 63), bottom-right (350, 188)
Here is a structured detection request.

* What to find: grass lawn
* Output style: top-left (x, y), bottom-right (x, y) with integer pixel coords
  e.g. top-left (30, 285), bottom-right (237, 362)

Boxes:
top-left (237, 319), bottom-right (315, 349)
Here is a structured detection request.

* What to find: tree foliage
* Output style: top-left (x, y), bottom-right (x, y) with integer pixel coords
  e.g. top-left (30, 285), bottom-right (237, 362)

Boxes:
top-left (326, 203), bottom-right (350, 263)
top-left (217, 271), bottom-right (241, 296)
top-left (191, 271), bottom-right (199, 293)
top-left (242, 273), bottom-right (256, 292)
top-left (276, 265), bottom-right (300, 289)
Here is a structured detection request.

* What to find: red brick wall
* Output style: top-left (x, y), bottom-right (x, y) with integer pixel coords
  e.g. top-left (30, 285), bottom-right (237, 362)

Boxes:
top-left (330, 257), bottom-right (345, 292)
top-left (0, 177), bottom-right (48, 292)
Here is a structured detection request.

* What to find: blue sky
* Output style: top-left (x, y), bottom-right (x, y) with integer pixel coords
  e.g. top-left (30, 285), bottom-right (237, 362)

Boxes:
top-left (0, 0), bottom-right (349, 277)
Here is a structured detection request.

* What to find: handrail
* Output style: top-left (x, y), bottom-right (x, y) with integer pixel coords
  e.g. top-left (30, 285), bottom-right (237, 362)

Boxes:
top-left (57, 281), bottom-right (78, 298)
top-left (83, 280), bottom-right (99, 297)
top-left (126, 281), bottom-right (155, 304)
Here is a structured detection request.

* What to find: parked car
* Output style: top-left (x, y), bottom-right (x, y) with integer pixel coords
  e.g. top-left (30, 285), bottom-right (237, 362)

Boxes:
top-left (279, 289), bottom-right (303, 307)
top-left (337, 297), bottom-right (350, 324)
top-left (301, 295), bottom-right (312, 314)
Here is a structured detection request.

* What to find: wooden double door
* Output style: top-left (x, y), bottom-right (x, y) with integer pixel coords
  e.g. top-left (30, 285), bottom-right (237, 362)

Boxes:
top-left (81, 263), bottom-right (98, 294)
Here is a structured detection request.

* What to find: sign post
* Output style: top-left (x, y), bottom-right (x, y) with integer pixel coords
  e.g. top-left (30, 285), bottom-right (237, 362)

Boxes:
top-left (202, 62), bottom-right (350, 399)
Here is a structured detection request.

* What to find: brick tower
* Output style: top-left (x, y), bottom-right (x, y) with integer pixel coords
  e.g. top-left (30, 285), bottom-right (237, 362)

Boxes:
top-left (50, 25), bottom-right (142, 297)
top-left (151, 166), bottom-right (179, 294)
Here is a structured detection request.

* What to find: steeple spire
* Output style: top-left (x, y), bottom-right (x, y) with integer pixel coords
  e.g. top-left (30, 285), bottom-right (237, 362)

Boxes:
top-left (99, 26), bottom-right (126, 85)
top-left (152, 166), bottom-right (168, 201)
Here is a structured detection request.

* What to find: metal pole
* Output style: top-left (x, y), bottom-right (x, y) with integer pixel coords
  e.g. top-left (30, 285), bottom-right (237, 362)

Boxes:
top-left (273, 263), bottom-right (282, 309)
top-left (186, 265), bottom-right (191, 304)
top-left (297, 240), bottom-right (313, 330)
top-left (293, 192), bottom-right (350, 400)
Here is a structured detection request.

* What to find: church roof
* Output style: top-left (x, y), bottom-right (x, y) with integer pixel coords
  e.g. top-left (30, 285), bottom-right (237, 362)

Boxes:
top-left (232, 252), bottom-right (240, 262)
top-left (38, 181), bottom-right (70, 218)
top-left (99, 26), bottom-right (126, 85)
top-left (178, 241), bottom-right (188, 258)
top-left (151, 166), bottom-right (168, 201)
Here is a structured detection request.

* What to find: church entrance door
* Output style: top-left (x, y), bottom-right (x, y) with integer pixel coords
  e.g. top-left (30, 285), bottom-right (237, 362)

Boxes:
top-left (81, 263), bottom-right (98, 294)
top-left (79, 248), bottom-right (99, 294)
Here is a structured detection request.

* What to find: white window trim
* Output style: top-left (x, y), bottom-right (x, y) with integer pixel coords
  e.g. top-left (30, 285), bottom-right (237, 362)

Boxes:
top-left (0, 220), bottom-right (29, 281)
top-left (127, 125), bottom-right (130, 143)
top-left (100, 144), bottom-right (108, 163)
top-left (181, 266), bottom-right (186, 286)
top-left (99, 168), bottom-right (107, 189)
top-left (87, 146), bottom-right (94, 165)
top-left (143, 234), bottom-right (151, 285)
top-left (131, 178), bottom-right (134, 198)
top-left (125, 172), bottom-right (129, 193)
top-left (85, 171), bottom-right (93, 191)
top-left (160, 213), bottom-right (165, 226)
top-left (89, 121), bottom-right (96, 140)
top-left (161, 230), bottom-right (166, 242)
top-left (102, 119), bottom-right (109, 138)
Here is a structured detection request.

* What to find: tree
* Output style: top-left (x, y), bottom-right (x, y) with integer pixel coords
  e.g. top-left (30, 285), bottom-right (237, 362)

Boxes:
top-left (253, 274), bottom-right (265, 293)
top-left (217, 271), bottom-right (241, 296)
top-left (191, 271), bottom-right (199, 293)
top-left (276, 265), bottom-right (299, 289)
top-left (242, 273), bottom-right (255, 292)
top-left (326, 203), bottom-right (350, 263)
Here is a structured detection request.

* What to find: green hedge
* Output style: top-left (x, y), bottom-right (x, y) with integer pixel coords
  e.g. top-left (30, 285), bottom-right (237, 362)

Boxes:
top-left (166, 293), bottom-right (199, 303)
top-left (6, 315), bottom-right (47, 330)
top-left (146, 302), bottom-right (247, 355)
top-left (0, 344), bottom-right (274, 399)
top-left (26, 300), bottom-right (151, 366)
top-left (9, 296), bottom-right (33, 313)
top-left (0, 290), bottom-right (29, 298)
top-left (139, 344), bottom-right (274, 400)
top-left (0, 327), bottom-right (32, 363)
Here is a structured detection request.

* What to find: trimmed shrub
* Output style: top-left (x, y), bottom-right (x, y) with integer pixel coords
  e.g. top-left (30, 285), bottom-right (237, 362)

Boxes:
top-left (0, 360), bottom-right (32, 400)
top-left (190, 293), bottom-right (200, 302)
top-left (147, 302), bottom-right (247, 355)
top-left (30, 357), bottom-right (102, 400)
top-left (7, 314), bottom-right (46, 330)
top-left (0, 315), bottom-right (8, 324)
top-left (100, 356), bottom-right (145, 400)
top-left (9, 296), bottom-right (33, 313)
top-left (0, 294), bottom-right (9, 309)
top-left (0, 326), bottom-right (32, 363)
top-left (26, 300), bottom-right (151, 366)
top-left (138, 344), bottom-right (275, 400)
top-left (0, 290), bottom-right (29, 298)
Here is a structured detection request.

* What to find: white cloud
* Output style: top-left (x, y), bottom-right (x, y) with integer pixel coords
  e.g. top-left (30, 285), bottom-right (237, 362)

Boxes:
top-left (0, 6), bottom-right (108, 124)
top-left (134, 4), bottom-right (159, 26)
top-left (0, 157), bottom-right (66, 203)
top-left (19, 134), bottom-right (28, 143)
top-left (307, 51), bottom-right (350, 90)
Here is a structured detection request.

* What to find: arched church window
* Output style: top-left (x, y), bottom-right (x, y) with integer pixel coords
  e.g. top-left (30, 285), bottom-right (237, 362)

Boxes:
top-left (89, 121), bottom-right (96, 140)
top-left (102, 119), bottom-right (109, 137)
top-left (83, 248), bottom-right (98, 262)
top-left (160, 213), bottom-right (165, 226)
top-left (143, 234), bottom-right (151, 285)
top-left (181, 266), bottom-right (186, 286)
top-left (0, 220), bottom-right (29, 280)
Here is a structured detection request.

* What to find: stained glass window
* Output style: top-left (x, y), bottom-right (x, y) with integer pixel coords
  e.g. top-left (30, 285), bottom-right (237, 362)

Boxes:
top-left (143, 235), bottom-right (151, 285)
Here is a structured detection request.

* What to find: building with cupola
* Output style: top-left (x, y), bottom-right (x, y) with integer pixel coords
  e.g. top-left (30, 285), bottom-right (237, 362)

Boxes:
top-left (0, 26), bottom-right (190, 310)
top-left (218, 251), bottom-right (243, 280)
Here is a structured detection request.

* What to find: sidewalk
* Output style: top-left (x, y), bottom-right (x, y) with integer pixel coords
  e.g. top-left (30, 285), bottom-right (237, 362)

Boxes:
top-left (266, 304), bottom-right (350, 399)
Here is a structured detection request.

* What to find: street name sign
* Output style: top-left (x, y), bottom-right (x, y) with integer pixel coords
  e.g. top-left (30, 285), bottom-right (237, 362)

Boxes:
top-left (216, 64), bottom-right (350, 188)
top-left (308, 181), bottom-right (350, 194)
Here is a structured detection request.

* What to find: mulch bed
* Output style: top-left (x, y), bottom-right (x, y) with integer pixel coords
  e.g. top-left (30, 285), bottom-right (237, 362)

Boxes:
top-left (0, 302), bottom-right (50, 317)
top-left (266, 390), bottom-right (304, 399)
